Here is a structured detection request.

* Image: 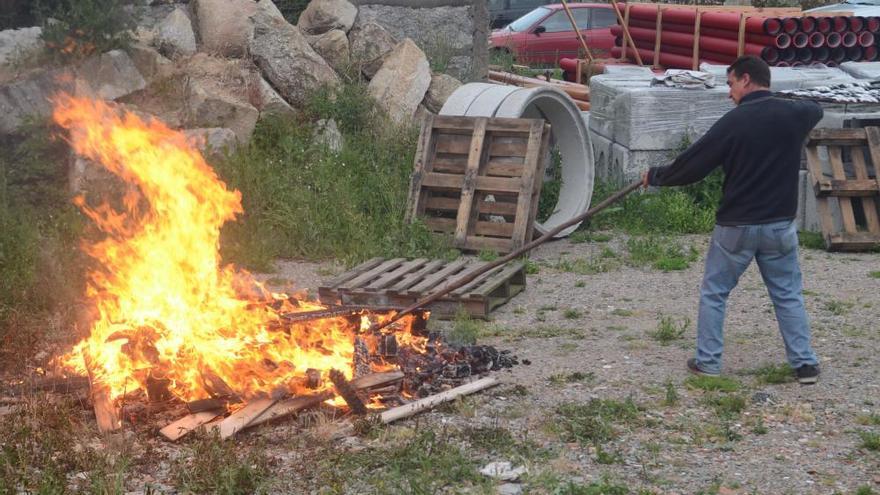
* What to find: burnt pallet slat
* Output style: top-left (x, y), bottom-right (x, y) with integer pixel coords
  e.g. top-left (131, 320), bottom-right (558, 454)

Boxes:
top-left (406, 115), bottom-right (550, 254)
top-left (318, 258), bottom-right (526, 319)
top-left (806, 127), bottom-right (880, 251)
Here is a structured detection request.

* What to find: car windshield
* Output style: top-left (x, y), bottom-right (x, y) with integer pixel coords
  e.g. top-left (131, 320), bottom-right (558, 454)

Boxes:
top-left (509, 7), bottom-right (551, 32)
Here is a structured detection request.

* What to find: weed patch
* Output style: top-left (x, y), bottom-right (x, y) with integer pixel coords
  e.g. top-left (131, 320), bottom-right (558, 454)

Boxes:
top-left (663, 380), bottom-right (679, 406)
top-left (859, 431), bottom-right (880, 451)
top-left (554, 398), bottom-right (641, 445)
top-left (649, 315), bottom-right (689, 345)
top-left (744, 363), bottom-right (794, 384)
top-left (627, 236), bottom-right (699, 271)
top-left (554, 255), bottom-right (618, 275)
top-left (569, 230), bottom-right (612, 244)
top-left (798, 231), bottom-right (826, 250)
top-left (856, 413), bottom-right (880, 426)
top-left (563, 308), bottom-right (583, 319)
top-left (549, 371), bottom-right (595, 385)
top-left (447, 308), bottom-right (481, 345)
top-left (869, 271), bottom-right (880, 279)
top-left (172, 431), bottom-right (269, 494)
top-left (824, 299), bottom-right (854, 316)
top-left (703, 394), bottom-right (747, 418)
top-left (36, 0), bottom-right (136, 61)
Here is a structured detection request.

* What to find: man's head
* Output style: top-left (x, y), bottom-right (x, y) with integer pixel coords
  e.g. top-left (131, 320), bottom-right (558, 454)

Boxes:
top-left (726, 56), bottom-right (771, 104)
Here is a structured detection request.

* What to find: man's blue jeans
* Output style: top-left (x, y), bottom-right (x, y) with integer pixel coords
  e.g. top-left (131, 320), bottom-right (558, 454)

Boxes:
top-left (695, 220), bottom-right (819, 374)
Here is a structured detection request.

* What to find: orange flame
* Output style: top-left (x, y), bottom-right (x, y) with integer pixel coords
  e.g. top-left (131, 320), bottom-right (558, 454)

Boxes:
top-left (53, 96), bottom-right (421, 403)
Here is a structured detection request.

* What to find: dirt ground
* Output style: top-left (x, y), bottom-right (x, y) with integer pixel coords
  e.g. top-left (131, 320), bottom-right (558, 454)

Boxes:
top-left (262, 232), bottom-right (880, 494)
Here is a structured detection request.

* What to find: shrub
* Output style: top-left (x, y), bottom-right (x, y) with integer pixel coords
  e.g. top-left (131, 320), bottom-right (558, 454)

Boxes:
top-left (34, 0), bottom-right (137, 61)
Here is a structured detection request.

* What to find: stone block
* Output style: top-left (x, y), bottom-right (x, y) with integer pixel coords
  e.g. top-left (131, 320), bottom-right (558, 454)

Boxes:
top-left (610, 143), bottom-right (673, 184)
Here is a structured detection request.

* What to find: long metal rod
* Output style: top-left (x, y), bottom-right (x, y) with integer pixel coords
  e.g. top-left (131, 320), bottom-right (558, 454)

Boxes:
top-left (369, 179), bottom-right (644, 333)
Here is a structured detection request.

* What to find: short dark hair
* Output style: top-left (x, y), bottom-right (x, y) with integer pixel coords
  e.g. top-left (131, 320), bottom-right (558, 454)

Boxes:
top-left (726, 55), bottom-right (771, 87)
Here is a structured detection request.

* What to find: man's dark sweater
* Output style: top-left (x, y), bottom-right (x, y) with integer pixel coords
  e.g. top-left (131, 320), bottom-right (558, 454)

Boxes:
top-left (647, 90), bottom-right (823, 226)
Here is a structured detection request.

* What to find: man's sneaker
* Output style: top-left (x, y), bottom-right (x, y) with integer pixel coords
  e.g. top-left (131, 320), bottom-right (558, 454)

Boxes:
top-left (687, 358), bottom-right (719, 377)
top-left (796, 364), bottom-right (820, 384)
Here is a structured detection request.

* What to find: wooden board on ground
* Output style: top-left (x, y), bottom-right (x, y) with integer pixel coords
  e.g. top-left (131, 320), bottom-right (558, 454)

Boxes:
top-left (318, 258), bottom-right (526, 319)
top-left (405, 115), bottom-right (551, 254)
top-left (159, 410), bottom-right (223, 441)
top-left (806, 127), bottom-right (880, 251)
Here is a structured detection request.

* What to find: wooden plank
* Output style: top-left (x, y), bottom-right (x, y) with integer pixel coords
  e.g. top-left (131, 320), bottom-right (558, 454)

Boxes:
top-left (463, 261), bottom-right (526, 298)
top-left (450, 265), bottom-right (505, 296)
top-left (433, 154), bottom-right (467, 174)
top-left (454, 118), bottom-right (489, 247)
top-left (214, 398), bottom-right (277, 440)
top-left (805, 146), bottom-right (835, 245)
top-left (850, 146), bottom-right (880, 233)
top-left (321, 257), bottom-right (384, 289)
top-left (865, 127), bottom-right (880, 192)
top-left (828, 146), bottom-right (858, 233)
top-left (349, 370), bottom-right (405, 389)
top-left (160, 410), bottom-right (223, 441)
top-left (424, 217), bottom-right (515, 238)
top-left (427, 262), bottom-right (490, 297)
top-left (405, 114), bottom-right (436, 223)
top-left (379, 377), bottom-right (499, 424)
top-left (809, 127), bottom-right (867, 145)
top-left (510, 120), bottom-right (545, 250)
top-left (434, 133), bottom-right (472, 155)
top-left (389, 259), bottom-right (447, 292)
top-left (407, 258), bottom-right (470, 294)
top-left (828, 231), bottom-right (880, 250)
top-left (488, 138), bottom-right (529, 158)
top-left (365, 259), bottom-right (430, 290)
top-left (814, 179), bottom-right (880, 197)
top-left (431, 115), bottom-right (536, 133)
top-left (460, 235), bottom-right (514, 253)
top-left (424, 196), bottom-right (517, 216)
top-left (247, 392), bottom-right (333, 429)
top-left (341, 258), bottom-right (406, 289)
top-left (421, 173), bottom-right (521, 194)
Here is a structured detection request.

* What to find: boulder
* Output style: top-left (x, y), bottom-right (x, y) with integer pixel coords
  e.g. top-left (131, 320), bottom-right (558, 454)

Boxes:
top-left (349, 21), bottom-right (396, 78)
top-left (193, 0), bottom-right (257, 57)
top-left (250, 15), bottom-right (339, 108)
top-left (424, 73), bottom-right (461, 113)
top-left (307, 30), bottom-right (350, 72)
top-left (183, 128), bottom-right (238, 157)
top-left (184, 79), bottom-right (259, 142)
top-left (257, 78), bottom-right (296, 118)
top-left (126, 43), bottom-right (175, 83)
top-left (75, 50), bottom-right (147, 101)
top-left (154, 7), bottom-right (197, 58)
top-left (297, 0), bottom-right (357, 35)
top-left (313, 118), bottom-right (343, 152)
top-left (256, 0), bottom-right (286, 22)
top-left (368, 39), bottom-right (431, 124)
top-left (0, 27), bottom-right (43, 67)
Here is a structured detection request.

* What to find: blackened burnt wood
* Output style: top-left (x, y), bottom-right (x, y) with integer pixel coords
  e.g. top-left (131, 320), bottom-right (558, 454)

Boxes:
top-left (329, 369), bottom-right (367, 415)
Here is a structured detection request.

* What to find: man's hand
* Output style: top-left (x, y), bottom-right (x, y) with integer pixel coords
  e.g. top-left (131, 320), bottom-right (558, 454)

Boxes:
top-left (641, 170), bottom-right (650, 189)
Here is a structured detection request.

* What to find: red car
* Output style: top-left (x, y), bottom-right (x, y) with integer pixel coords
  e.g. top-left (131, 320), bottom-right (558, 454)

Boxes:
top-left (489, 3), bottom-right (618, 66)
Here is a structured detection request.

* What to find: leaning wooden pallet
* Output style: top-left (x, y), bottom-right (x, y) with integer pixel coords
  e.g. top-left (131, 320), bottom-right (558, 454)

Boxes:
top-left (805, 127), bottom-right (880, 251)
top-left (318, 257), bottom-right (526, 319)
top-left (405, 115), bottom-right (551, 254)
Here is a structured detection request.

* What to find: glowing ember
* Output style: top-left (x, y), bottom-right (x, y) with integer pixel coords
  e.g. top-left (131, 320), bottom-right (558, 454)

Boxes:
top-left (53, 96), bottom-right (422, 403)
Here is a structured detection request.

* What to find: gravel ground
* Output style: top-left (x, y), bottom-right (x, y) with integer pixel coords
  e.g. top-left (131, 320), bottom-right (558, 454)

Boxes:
top-left (262, 232), bottom-right (880, 494)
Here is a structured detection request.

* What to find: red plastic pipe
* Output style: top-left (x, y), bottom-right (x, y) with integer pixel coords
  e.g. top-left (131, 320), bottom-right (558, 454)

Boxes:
top-left (620, 4), bottom-right (783, 35)
top-left (791, 61), bottom-right (805, 67)
top-left (825, 31), bottom-right (842, 48)
top-left (780, 48), bottom-right (796, 63)
top-left (865, 45), bottom-right (878, 61)
top-left (609, 25), bottom-right (774, 59)
top-left (796, 47), bottom-right (813, 63)
top-left (817, 17), bottom-right (832, 33)
top-left (858, 31), bottom-right (875, 47)
top-left (846, 46), bottom-right (863, 61)
top-left (812, 46), bottom-right (830, 62)
top-left (842, 31), bottom-right (858, 48)
top-left (624, 18), bottom-right (787, 47)
top-left (808, 32), bottom-right (825, 48)
top-left (781, 17), bottom-right (799, 35)
top-left (792, 32), bottom-right (809, 48)
top-left (833, 16), bottom-right (848, 33)
top-left (830, 46), bottom-right (846, 63)
top-left (800, 16), bottom-right (817, 33)
top-left (849, 16), bottom-right (865, 32)
top-left (868, 17), bottom-right (880, 33)
top-left (776, 61), bottom-right (791, 67)
top-left (617, 37), bottom-right (738, 64)
top-left (611, 46), bottom-right (727, 69)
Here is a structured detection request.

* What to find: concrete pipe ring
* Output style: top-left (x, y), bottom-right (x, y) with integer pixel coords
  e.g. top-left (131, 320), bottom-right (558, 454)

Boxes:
top-left (440, 84), bottom-right (594, 238)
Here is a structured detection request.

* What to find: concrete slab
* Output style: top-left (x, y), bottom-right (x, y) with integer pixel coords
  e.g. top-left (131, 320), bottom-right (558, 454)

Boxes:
top-left (610, 143), bottom-right (673, 183)
top-left (839, 61), bottom-right (880, 79)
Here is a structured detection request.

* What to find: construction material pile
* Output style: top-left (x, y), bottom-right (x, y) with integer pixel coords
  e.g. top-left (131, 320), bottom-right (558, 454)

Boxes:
top-left (776, 79), bottom-right (880, 103)
top-left (613, 3), bottom-right (880, 69)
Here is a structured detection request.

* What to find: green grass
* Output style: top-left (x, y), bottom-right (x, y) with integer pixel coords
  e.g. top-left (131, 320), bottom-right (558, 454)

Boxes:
top-left (663, 380), bottom-right (679, 406)
top-left (824, 299), bottom-right (854, 316)
top-left (859, 431), bottom-right (880, 451)
top-left (626, 236), bottom-right (699, 271)
top-left (554, 398), bottom-right (641, 445)
top-left (703, 394), bottom-right (747, 418)
top-left (685, 375), bottom-right (742, 393)
top-left (569, 230), bottom-right (612, 244)
top-left (798, 231), bottom-right (826, 250)
top-left (745, 363), bottom-right (795, 385)
top-left (36, 0), bottom-right (136, 61)
top-left (172, 431), bottom-right (270, 494)
top-left (216, 83), bottom-right (453, 269)
top-left (869, 271), bottom-right (880, 279)
top-left (538, 148), bottom-right (563, 222)
top-left (553, 256), bottom-right (619, 275)
top-left (549, 371), bottom-right (595, 385)
top-left (563, 308), bottom-right (583, 319)
top-left (856, 413), bottom-right (880, 426)
top-left (649, 315), bottom-right (689, 345)
top-left (611, 308), bottom-right (634, 317)
top-left (447, 308), bottom-right (481, 345)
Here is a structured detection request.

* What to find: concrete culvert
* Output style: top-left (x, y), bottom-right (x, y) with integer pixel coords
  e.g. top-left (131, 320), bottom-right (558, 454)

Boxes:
top-left (439, 83), bottom-right (594, 237)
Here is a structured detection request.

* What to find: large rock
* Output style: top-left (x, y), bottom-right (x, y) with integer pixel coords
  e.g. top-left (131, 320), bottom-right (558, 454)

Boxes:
top-left (349, 21), bottom-right (396, 78)
top-left (307, 29), bottom-right (350, 72)
top-left (184, 79), bottom-right (259, 142)
top-left (126, 43), bottom-right (175, 83)
top-left (183, 127), bottom-right (238, 158)
top-left (0, 27), bottom-right (43, 67)
top-left (256, 0), bottom-right (286, 21)
top-left (368, 39), bottom-right (430, 124)
top-left (193, 0), bottom-right (257, 57)
top-left (424, 73), bottom-right (461, 113)
top-left (154, 7), bottom-right (197, 58)
top-left (297, 0), bottom-right (357, 35)
top-left (0, 69), bottom-right (89, 134)
top-left (250, 13), bottom-right (339, 108)
top-left (75, 50), bottom-right (147, 101)
top-left (257, 78), bottom-right (295, 118)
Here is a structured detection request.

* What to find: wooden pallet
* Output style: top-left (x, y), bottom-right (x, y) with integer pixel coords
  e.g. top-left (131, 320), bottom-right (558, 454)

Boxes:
top-left (805, 127), bottom-right (880, 251)
top-left (405, 115), bottom-right (551, 254)
top-left (317, 257), bottom-right (526, 319)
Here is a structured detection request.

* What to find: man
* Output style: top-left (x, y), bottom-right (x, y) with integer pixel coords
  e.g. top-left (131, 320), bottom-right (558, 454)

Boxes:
top-left (641, 55), bottom-right (822, 384)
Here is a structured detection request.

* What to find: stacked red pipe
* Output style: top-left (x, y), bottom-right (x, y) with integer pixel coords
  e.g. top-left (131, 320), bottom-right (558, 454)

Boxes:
top-left (610, 3), bottom-right (880, 69)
